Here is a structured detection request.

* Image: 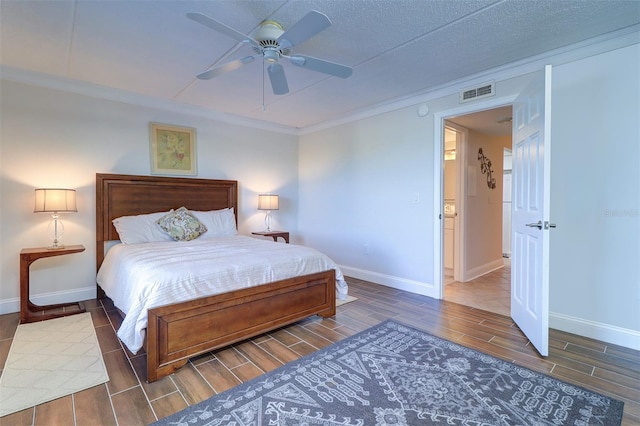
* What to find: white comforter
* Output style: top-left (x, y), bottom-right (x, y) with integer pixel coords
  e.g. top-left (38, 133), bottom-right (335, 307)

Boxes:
top-left (97, 235), bottom-right (348, 354)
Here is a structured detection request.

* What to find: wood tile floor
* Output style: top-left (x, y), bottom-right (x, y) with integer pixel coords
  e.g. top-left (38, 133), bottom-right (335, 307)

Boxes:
top-left (444, 258), bottom-right (511, 316)
top-left (1, 277), bottom-right (638, 425)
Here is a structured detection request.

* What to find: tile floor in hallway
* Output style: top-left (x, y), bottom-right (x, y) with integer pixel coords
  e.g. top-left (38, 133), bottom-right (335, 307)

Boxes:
top-left (444, 258), bottom-right (511, 316)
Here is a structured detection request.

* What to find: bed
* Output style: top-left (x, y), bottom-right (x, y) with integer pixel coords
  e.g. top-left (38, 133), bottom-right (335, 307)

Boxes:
top-left (96, 173), bottom-right (342, 382)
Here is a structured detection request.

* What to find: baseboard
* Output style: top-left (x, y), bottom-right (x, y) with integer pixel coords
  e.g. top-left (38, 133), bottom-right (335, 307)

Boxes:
top-left (7, 279), bottom-right (635, 351)
top-left (550, 312), bottom-right (640, 351)
top-left (339, 265), bottom-right (437, 298)
top-left (0, 286), bottom-right (97, 316)
top-left (464, 259), bottom-right (505, 282)
top-left (340, 266), bottom-right (639, 351)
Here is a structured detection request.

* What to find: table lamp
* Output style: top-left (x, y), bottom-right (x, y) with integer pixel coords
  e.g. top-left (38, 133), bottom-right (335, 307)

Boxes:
top-left (257, 194), bottom-right (279, 232)
top-left (33, 188), bottom-right (77, 249)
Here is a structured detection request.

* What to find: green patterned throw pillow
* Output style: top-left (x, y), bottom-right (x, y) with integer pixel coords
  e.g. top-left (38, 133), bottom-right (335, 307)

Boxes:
top-left (157, 207), bottom-right (207, 241)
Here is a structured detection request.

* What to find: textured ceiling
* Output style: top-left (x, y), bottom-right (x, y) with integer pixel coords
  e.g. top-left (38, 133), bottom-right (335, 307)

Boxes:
top-left (1, 1), bottom-right (639, 130)
top-left (449, 106), bottom-right (514, 136)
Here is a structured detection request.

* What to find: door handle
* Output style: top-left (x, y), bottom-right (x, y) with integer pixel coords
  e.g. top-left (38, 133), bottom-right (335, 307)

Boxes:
top-left (526, 221), bottom-right (557, 230)
top-left (526, 220), bottom-right (543, 230)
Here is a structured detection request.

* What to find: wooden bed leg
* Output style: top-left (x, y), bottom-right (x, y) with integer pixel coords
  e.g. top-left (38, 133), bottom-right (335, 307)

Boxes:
top-left (148, 360), bottom-right (189, 383)
top-left (317, 300), bottom-right (336, 318)
top-left (147, 364), bottom-right (157, 383)
top-left (147, 309), bottom-right (160, 383)
top-left (96, 285), bottom-right (106, 300)
top-left (318, 309), bottom-right (336, 318)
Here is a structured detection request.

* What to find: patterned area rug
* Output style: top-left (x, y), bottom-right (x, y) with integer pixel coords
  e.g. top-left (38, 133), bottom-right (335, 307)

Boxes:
top-left (155, 320), bottom-right (623, 425)
top-left (0, 313), bottom-right (109, 417)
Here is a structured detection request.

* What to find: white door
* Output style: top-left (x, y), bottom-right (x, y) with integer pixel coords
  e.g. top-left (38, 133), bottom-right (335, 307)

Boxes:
top-left (511, 66), bottom-right (553, 356)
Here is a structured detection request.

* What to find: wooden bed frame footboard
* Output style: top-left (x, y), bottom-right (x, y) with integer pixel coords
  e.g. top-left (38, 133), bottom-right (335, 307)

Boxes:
top-left (96, 173), bottom-right (337, 382)
top-left (147, 270), bottom-right (336, 382)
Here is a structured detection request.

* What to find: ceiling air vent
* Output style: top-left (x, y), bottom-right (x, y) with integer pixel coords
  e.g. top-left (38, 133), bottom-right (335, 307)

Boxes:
top-left (459, 82), bottom-right (495, 103)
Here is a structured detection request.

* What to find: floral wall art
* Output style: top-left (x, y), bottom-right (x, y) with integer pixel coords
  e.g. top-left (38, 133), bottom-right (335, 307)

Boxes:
top-left (150, 122), bottom-right (197, 175)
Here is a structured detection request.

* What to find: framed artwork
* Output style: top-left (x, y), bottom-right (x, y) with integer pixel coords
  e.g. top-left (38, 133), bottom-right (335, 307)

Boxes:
top-left (149, 122), bottom-right (197, 175)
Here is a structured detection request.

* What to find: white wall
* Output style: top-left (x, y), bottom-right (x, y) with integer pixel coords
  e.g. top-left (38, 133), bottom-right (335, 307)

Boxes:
top-left (549, 44), bottom-right (640, 343)
top-left (298, 108), bottom-right (435, 294)
top-left (0, 80), bottom-right (299, 312)
top-left (443, 158), bottom-right (456, 200)
top-left (464, 132), bottom-right (510, 279)
top-left (299, 42), bottom-right (639, 348)
top-left (298, 76), bottom-right (529, 296)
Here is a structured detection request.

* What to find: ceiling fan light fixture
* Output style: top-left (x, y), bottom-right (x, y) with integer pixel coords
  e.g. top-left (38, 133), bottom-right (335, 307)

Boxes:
top-left (263, 49), bottom-right (279, 63)
top-left (256, 20), bottom-right (284, 33)
top-left (251, 20), bottom-right (287, 53)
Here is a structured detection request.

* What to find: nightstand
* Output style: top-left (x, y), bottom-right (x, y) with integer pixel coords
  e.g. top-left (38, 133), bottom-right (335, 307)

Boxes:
top-left (251, 231), bottom-right (289, 243)
top-left (20, 245), bottom-right (86, 323)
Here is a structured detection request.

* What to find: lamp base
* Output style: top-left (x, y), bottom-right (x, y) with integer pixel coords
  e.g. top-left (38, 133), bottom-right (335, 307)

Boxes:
top-left (47, 216), bottom-right (65, 250)
top-left (264, 211), bottom-right (273, 232)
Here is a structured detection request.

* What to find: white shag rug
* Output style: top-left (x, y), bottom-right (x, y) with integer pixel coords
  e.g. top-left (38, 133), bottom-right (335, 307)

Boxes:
top-left (0, 312), bottom-right (109, 417)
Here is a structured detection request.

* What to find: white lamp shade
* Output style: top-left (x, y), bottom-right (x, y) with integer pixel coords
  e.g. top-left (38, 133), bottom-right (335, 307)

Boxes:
top-left (34, 188), bottom-right (78, 213)
top-left (258, 194), bottom-right (279, 210)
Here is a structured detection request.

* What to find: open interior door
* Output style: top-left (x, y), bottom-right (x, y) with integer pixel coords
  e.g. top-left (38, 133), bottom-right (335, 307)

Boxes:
top-left (511, 65), bottom-right (553, 356)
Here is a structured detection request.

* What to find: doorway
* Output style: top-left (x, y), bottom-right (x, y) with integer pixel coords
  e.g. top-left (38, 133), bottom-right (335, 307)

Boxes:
top-left (443, 126), bottom-right (459, 285)
top-left (441, 106), bottom-right (513, 316)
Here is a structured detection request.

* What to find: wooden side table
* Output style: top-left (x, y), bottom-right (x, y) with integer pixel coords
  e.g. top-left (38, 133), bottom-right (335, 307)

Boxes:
top-left (20, 245), bottom-right (86, 323)
top-left (251, 231), bottom-right (289, 243)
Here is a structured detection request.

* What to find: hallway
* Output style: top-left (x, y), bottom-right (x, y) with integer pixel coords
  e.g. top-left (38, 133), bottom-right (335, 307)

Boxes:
top-left (444, 259), bottom-right (510, 316)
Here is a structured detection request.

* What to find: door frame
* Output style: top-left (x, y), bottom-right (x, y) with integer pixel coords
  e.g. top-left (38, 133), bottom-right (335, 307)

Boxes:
top-left (443, 121), bottom-right (467, 282)
top-left (432, 95), bottom-right (517, 299)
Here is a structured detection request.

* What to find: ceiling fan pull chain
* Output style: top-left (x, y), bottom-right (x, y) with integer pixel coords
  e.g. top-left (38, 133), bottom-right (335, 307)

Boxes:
top-left (262, 60), bottom-right (266, 112)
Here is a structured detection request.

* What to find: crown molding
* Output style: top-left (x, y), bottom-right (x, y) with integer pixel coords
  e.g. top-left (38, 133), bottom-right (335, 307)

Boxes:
top-left (2, 24), bottom-right (637, 138)
top-left (0, 66), bottom-right (299, 136)
top-left (299, 24), bottom-right (639, 135)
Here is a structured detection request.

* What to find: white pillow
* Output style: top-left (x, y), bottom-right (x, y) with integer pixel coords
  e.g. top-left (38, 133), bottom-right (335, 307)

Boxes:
top-left (112, 211), bottom-right (174, 244)
top-left (192, 208), bottom-right (237, 238)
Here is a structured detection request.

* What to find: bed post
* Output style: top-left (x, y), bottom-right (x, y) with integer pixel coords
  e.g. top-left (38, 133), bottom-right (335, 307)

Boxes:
top-left (96, 174), bottom-right (106, 298)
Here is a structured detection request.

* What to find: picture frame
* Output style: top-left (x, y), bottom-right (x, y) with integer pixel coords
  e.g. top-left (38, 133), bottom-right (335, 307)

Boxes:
top-left (149, 122), bottom-right (197, 175)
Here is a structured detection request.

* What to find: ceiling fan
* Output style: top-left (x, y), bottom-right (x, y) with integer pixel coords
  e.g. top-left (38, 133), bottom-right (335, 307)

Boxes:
top-left (187, 11), bottom-right (353, 95)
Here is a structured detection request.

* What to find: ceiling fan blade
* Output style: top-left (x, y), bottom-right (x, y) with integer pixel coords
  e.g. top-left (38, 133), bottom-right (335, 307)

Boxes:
top-left (277, 11), bottom-right (331, 50)
top-left (288, 55), bottom-right (353, 78)
top-left (268, 63), bottom-right (289, 95)
top-left (187, 12), bottom-right (259, 46)
top-left (197, 56), bottom-right (255, 80)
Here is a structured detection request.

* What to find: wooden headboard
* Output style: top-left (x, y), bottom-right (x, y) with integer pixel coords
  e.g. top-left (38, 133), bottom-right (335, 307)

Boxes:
top-left (96, 173), bottom-right (238, 270)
